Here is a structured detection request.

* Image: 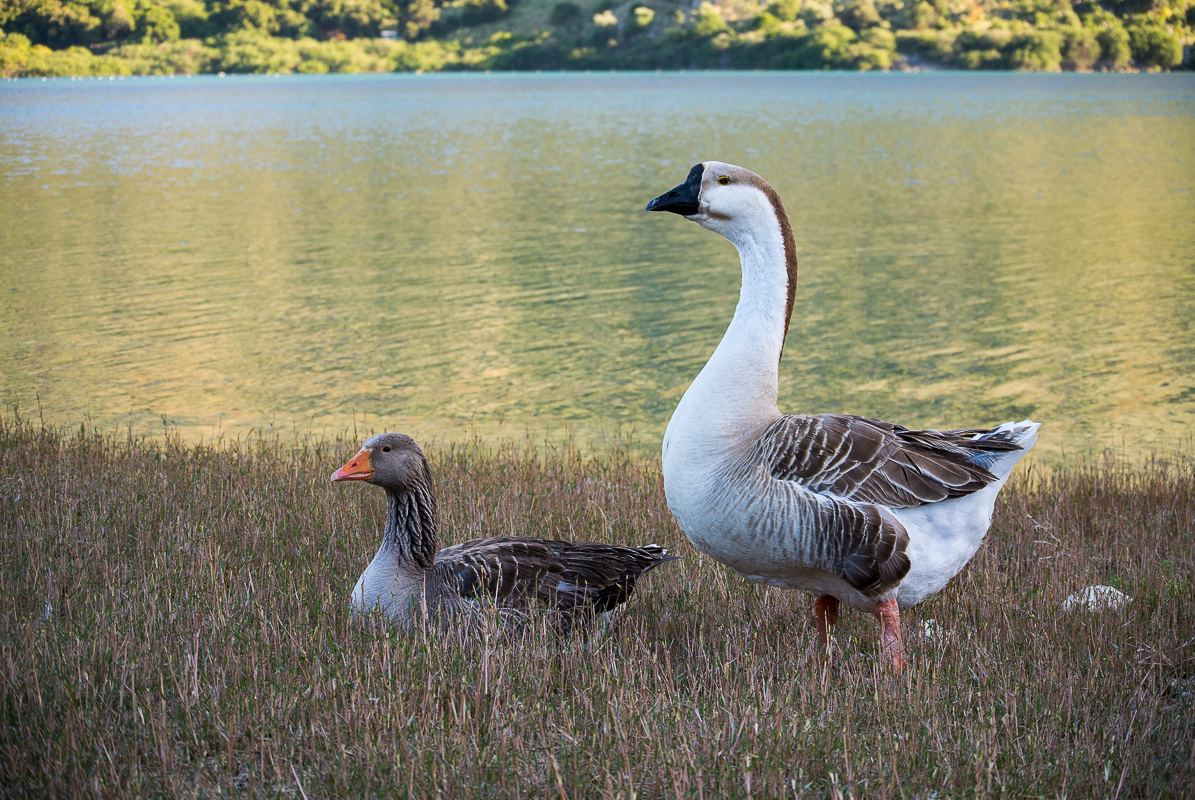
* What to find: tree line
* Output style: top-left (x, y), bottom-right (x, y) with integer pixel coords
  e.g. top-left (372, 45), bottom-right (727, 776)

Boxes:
top-left (0, 0), bottom-right (1189, 75)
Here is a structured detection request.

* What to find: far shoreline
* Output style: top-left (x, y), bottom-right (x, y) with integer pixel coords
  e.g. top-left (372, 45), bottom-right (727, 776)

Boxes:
top-left (6, 66), bottom-right (1191, 80)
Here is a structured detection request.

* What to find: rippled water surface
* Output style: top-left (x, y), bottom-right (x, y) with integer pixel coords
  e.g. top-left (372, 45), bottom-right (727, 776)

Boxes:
top-left (2, 72), bottom-right (1193, 456)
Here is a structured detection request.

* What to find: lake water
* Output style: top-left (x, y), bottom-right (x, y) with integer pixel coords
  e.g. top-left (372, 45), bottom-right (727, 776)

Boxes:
top-left (2, 72), bottom-right (1193, 458)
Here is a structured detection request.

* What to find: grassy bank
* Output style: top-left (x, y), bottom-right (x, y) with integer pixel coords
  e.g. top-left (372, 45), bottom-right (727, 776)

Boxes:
top-left (1, 0), bottom-right (1190, 76)
top-left (1, 414), bottom-right (1193, 797)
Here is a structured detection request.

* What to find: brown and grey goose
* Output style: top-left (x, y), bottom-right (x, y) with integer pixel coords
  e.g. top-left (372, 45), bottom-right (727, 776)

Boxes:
top-left (331, 432), bottom-right (677, 632)
top-left (646, 162), bottom-right (1040, 672)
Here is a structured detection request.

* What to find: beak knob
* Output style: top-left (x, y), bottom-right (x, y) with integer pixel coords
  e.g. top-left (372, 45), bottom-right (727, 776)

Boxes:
top-left (646, 163), bottom-right (704, 215)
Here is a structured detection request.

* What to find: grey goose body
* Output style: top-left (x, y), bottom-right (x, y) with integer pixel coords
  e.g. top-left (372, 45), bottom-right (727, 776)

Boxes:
top-left (331, 433), bottom-right (677, 633)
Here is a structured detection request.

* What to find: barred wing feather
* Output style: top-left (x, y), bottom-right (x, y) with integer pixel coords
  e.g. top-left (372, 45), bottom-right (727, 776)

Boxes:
top-left (760, 414), bottom-right (1022, 508)
top-left (753, 414), bottom-right (1023, 597)
top-left (432, 538), bottom-right (677, 615)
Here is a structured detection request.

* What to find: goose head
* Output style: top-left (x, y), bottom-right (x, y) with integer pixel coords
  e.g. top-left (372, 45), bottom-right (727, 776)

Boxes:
top-left (647, 161), bottom-right (799, 348)
top-left (646, 161), bottom-right (788, 244)
top-left (330, 432), bottom-right (431, 492)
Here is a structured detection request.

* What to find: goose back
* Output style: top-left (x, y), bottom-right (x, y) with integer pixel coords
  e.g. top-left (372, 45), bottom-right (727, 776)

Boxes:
top-left (757, 413), bottom-right (1023, 507)
top-left (432, 538), bottom-right (676, 618)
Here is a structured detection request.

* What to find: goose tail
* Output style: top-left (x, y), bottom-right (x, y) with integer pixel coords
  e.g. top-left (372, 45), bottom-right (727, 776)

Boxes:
top-left (637, 543), bottom-right (682, 573)
top-left (973, 419), bottom-right (1041, 478)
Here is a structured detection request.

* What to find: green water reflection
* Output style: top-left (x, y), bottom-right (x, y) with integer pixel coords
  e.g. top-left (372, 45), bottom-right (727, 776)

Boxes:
top-left (1, 72), bottom-right (1193, 457)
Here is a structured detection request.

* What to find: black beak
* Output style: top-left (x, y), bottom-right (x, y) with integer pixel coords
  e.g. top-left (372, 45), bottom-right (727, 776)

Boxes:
top-left (646, 163), bottom-right (704, 216)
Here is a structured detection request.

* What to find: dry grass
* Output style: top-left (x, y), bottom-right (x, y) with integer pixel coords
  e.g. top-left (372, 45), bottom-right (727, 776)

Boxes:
top-left (1, 414), bottom-right (1193, 798)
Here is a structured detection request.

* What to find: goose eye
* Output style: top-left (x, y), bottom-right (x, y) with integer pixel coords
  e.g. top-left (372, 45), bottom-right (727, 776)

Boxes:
top-left (717, 176), bottom-right (731, 186)
top-left (382, 446), bottom-right (391, 453)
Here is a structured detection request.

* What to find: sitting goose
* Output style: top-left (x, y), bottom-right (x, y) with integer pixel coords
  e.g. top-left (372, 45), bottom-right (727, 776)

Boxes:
top-left (646, 162), bottom-right (1039, 671)
top-left (331, 433), bottom-right (677, 632)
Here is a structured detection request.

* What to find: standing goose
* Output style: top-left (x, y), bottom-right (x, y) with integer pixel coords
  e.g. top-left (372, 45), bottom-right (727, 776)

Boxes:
top-left (331, 433), bottom-right (677, 632)
top-left (646, 162), bottom-right (1039, 671)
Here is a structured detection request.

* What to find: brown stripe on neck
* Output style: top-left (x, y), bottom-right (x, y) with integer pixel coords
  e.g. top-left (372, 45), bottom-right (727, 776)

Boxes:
top-left (751, 178), bottom-right (798, 362)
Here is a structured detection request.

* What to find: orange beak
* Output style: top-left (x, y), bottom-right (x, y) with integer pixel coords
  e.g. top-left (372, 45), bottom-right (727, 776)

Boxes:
top-left (330, 448), bottom-right (373, 482)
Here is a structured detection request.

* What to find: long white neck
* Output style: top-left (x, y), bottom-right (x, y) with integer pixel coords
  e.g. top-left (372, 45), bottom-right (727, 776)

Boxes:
top-left (663, 209), bottom-right (791, 470)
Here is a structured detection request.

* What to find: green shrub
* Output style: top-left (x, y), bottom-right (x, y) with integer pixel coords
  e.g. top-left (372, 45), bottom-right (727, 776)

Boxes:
top-left (111, 38), bottom-right (217, 74)
top-left (958, 47), bottom-right (1003, 68)
top-left (861, 26), bottom-right (895, 50)
top-left (592, 8), bottom-right (617, 28)
top-left (837, 0), bottom-right (882, 30)
top-left (952, 26), bottom-right (1013, 69)
top-left (1061, 26), bottom-right (1098, 70)
top-left (213, 30), bottom-right (302, 73)
top-left (1128, 24), bottom-right (1182, 69)
top-left (0, 30), bottom-right (482, 76)
top-left (297, 39), bottom-right (361, 73)
top-left (767, 0), bottom-right (803, 22)
top-left (1097, 24), bottom-right (1131, 69)
top-left (692, 2), bottom-right (730, 37)
top-left (550, 2), bottom-right (583, 27)
top-left (390, 38), bottom-right (462, 71)
top-left (106, 0), bottom-right (137, 39)
top-left (136, 5), bottom-right (182, 44)
top-left (2, 0), bottom-right (103, 48)
top-left (1006, 29), bottom-right (1062, 70)
top-left (800, 0), bottom-right (835, 26)
top-left (321, 0), bottom-right (392, 39)
top-left (895, 28), bottom-right (955, 62)
top-left (296, 56), bottom-right (330, 72)
top-left (765, 26), bottom-right (824, 68)
top-left (754, 11), bottom-right (783, 33)
top-left (399, 0), bottom-right (439, 40)
top-left (845, 41), bottom-right (892, 68)
top-left (632, 6), bottom-right (655, 28)
top-left (457, 0), bottom-right (510, 26)
top-left (955, 26), bottom-right (1012, 54)
top-left (836, 27), bottom-right (895, 69)
top-left (2, 29), bottom-right (219, 76)
top-left (21, 43), bottom-right (133, 76)
top-left (208, 0), bottom-right (299, 38)
top-left (663, 26), bottom-right (688, 44)
top-left (907, 0), bottom-right (937, 29)
top-left (0, 32), bottom-right (32, 78)
top-left (167, 0), bottom-right (213, 39)
top-left (787, 21), bottom-right (859, 66)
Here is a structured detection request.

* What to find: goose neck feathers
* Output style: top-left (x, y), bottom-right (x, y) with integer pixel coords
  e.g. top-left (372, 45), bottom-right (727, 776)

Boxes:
top-left (383, 482), bottom-right (438, 570)
top-left (648, 160), bottom-right (798, 350)
top-left (332, 432), bottom-right (440, 570)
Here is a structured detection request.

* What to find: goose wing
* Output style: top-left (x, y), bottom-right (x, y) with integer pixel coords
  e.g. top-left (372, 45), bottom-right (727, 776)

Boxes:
top-left (431, 538), bottom-right (676, 615)
top-left (759, 413), bottom-right (1022, 508)
top-left (753, 414), bottom-right (1021, 597)
top-left (539, 541), bottom-right (678, 614)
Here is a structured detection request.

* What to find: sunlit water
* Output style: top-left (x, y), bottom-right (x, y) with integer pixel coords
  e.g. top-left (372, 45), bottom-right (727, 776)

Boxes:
top-left (2, 73), bottom-right (1193, 458)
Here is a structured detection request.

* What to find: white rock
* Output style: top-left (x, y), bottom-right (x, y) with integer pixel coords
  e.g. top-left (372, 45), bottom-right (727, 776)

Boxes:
top-left (918, 618), bottom-right (950, 645)
top-left (1062, 585), bottom-right (1132, 612)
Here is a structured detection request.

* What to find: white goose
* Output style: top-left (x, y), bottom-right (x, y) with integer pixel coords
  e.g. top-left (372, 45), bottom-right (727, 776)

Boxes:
top-left (646, 162), bottom-right (1040, 671)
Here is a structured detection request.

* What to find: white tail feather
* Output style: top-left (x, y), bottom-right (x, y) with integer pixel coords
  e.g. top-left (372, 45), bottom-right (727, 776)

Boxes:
top-left (975, 419), bottom-right (1041, 477)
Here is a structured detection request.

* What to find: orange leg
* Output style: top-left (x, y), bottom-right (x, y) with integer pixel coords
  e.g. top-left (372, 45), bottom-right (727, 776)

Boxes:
top-left (813, 595), bottom-right (839, 648)
top-left (873, 598), bottom-right (905, 674)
